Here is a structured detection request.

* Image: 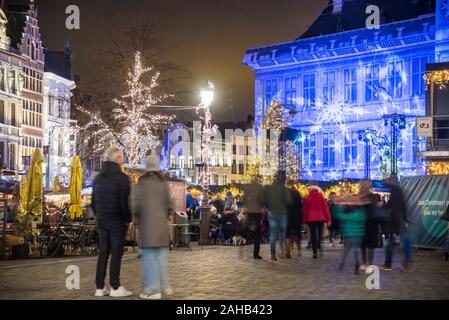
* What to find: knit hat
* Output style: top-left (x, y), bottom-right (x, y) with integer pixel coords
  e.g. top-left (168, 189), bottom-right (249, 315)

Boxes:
top-left (145, 153), bottom-right (161, 171)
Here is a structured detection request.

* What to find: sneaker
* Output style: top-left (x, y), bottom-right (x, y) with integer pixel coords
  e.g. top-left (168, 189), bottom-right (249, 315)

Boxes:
top-left (365, 266), bottom-right (375, 274)
top-left (163, 288), bottom-right (174, 296)
top-left (359, 264), bottom-right (366, 271)
top-left (379, 265), bottom-right (393, 271)
top-left (139, 293), bottom-right (162, 300)
top-left (110, 286), bottom-right (133, 297)
top-left (94, 288), bottom-right (110, 297)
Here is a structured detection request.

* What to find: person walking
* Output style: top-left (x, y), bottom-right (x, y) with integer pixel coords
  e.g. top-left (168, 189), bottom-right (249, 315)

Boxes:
top-left (328, 192), bottom-right (340, 247)
top-left (92, 145), bottom-right (133, 297)
top-left (358, 181), bottom-right (383, 273)
top-left (303, 185), bottom-right (331, 259)
top-left (132, 154), bottom-right (174, 300)
top-left (380, 176), bottom-right (409, 272)
top-left (286, 185), bottom-right (303, 258)
top-left (261, 172), bottom-right (292, 261)
top-left (242, 182), bottom-right (264, 259)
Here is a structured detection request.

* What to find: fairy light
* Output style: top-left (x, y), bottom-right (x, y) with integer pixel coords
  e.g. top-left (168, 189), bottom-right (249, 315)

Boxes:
top-left (425, 70), bottom-right (449, 90)
top-left (77, 51), bottom-right (175, 168)
top-left (426, 161), bottom-right (449, 175)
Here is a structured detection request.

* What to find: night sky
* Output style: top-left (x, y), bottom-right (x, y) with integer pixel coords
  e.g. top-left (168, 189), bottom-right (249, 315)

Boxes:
top-left (35, 0), bottom-right (327, 122)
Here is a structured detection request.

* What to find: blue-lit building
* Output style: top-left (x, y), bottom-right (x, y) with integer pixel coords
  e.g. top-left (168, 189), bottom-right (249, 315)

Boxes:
top-left (243, 0), bottom-right (449, 181)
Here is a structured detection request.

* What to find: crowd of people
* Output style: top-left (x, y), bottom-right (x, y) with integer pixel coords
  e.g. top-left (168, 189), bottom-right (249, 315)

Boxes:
top-left (89, 145), bottom-right (449, 300)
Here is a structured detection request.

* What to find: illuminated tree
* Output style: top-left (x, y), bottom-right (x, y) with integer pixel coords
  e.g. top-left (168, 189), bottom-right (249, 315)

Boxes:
top-left (77, 51), bottom-right (174, 168)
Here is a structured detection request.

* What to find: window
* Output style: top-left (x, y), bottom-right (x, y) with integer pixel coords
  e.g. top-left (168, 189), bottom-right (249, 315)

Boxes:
top-left (387, 61), bottom-right (403, 98)
top-left (343, 132), bottom-right (358, 164)
top-left (11, 103), bottom-right (16, 126)
top-left (265, 79), bottom-right (278, 107)
top-left (232, 144), bottom-right (237, 155)
top-left (344, 67), bottom-right (357, 103)
top-left (303, 74), bottom-right (316, 109)
top-left (238, 163), bottom-right (244, 174)
top-left (365, 64), bottom-right (379, 102)
top-left (0, 67), bottom-right (4, 91)
top-left (0, 100), bottom-right (4, 123)
top-left (322, 71), bottom-right (336, 103)
top-left (303, 134), bottom-right (316, 169)
top-left (323, 133), bottom-right (335, 168)
top-left (238, 145), bottom-right (244, 155)
top-left (412, 57), bottom-right (428, 97)
top-left (231, 160), bottom-right (237, 174)
top-left (284, 76), bottom-right (297, 108)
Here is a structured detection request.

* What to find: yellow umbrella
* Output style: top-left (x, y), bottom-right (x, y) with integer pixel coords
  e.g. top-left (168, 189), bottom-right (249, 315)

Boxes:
top-left (68, 156), bottom-right (83, 220)
top-left (17, 176), bottom-right (27, 223)
top-left (53, 176), bottom-right (61, 193)
top-left (24, 149), bottom-right (44, 222)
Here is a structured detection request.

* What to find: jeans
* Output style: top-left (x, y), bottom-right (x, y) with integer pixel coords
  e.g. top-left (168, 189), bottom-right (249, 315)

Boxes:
top-left (307, 222), bottom-right (324, 255)
top-left (384, 233), bottom-right (396, 267)
top-left (267, 213), bottom-right (287, 257)
top-left (141, 247), bottom-right (170, 295)
top-left (361, 244), bottom-right (375, 266)
top-left (95, 223), bottom-right (127, 290)
top-left (339, 238), bottom-right (362, 270)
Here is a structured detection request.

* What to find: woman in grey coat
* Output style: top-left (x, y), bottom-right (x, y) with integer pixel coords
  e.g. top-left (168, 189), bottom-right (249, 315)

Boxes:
top-left (132, 154), bottom-right (174, 300)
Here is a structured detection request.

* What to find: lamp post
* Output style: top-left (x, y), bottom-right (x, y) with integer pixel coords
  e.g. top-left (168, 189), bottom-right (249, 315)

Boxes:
top-left (197, 82), bottom-right (214, 246)
top-left (358, 129), bottom-right (389, 179)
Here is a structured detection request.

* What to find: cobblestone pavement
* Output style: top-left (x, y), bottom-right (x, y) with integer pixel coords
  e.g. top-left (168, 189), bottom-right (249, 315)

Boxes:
top-left (0, 243), bottom-right (448, 300)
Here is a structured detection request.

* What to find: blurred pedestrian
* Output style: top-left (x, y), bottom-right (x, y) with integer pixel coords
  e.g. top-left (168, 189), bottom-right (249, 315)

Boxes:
top-left (224, 191), bottom-right (234, 210)
top-left (261, 172), bottom-right (292, 261)
top-left (132, 154), bottom-right (174, 300)
top-left (303, 185), bottom-right (331, 259)
top-left (334, 182), bottom-right (369, 274)
top-left (212, 194), bottom-right (224, 217)
top-left (358, 181), bottom-right (383, 273)
top-left (92, 145), bottom-right (133, 297)
top-left (286, 185), bottom-right (303, 258)
top-left (380, 176), bottom-right (409, 272)
top-left (328, 192), bottom-right (340, 247)
top-left (242, 182), bottom-right (264, 259)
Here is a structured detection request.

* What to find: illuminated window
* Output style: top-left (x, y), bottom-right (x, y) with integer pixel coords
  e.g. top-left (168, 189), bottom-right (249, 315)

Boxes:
top-left (323, 133), bottom-right (335, 168)
top-left (343, 132), bottom-right (358, 164)
top-left (412, 57), bottom-right (428, 97)
top-left (284, 76), bottom-right (297, 108)
top-left (365, 64), bottom-right (379, 102)
top-left (303, 134), bottom-right (316, 169)
top-left (265, 79), bottom-right (278, 107)
top-left (303, 74), bottom-right (316, 109)
top-left (344, 67), bottom-right (357, 103)
top-left (322, 71), bottom-right (335, 103)
top-left (387, 60), bottom-right (403, 98)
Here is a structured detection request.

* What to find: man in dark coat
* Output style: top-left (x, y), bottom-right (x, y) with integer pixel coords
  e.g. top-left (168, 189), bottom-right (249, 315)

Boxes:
top-left (286, 186), bottom-right (302, 258)
top-left (92, 145), bottom-right (132, 297)
top-left (381, 176), bottom-right (409, 271)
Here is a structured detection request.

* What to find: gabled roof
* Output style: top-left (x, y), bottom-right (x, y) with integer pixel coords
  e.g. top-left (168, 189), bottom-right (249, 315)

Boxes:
top-left (299, 0), bottom-right (435, 39)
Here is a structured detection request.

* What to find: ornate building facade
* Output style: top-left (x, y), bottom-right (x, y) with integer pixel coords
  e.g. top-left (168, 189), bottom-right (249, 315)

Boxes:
top-left (244, 0), bottom-right (449, 181)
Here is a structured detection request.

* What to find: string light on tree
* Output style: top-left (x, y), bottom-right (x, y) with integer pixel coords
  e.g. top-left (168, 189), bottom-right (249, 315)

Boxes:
top-left (77, 51), bottom-right (174, 168)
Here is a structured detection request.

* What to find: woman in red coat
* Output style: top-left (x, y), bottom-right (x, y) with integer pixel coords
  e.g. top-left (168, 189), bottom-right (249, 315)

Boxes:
top-left (303, 186), bottom-right (331, 259)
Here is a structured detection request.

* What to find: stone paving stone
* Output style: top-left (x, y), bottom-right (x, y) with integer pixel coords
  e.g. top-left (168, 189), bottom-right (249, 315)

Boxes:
top-left (0, 243), bottom-right (448, 300)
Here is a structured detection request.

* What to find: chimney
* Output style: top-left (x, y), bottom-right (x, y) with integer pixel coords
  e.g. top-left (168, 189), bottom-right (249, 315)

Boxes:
top-left (332, 0), bottom-right (344, 15)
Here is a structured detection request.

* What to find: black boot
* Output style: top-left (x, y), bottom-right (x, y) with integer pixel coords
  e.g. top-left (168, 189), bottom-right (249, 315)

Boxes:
top-left (445, 252), bottom-right (448, 261)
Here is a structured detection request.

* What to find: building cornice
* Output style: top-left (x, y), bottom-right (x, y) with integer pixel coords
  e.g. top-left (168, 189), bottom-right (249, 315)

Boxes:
top-left (243, 15), bottom-right (436, 71)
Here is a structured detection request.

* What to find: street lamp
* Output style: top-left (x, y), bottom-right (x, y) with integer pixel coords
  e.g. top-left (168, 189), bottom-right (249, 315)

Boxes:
top-left (197, 81), bottom-right (214, 246)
